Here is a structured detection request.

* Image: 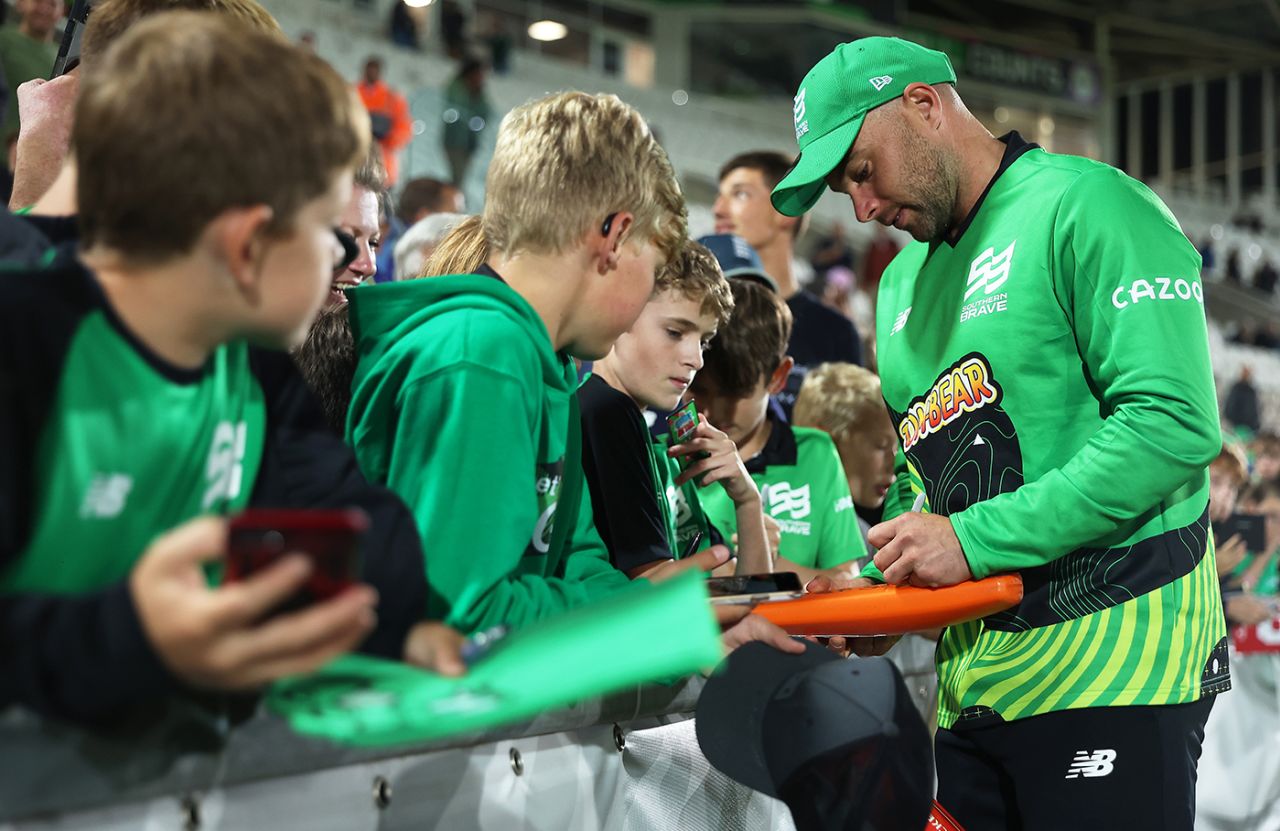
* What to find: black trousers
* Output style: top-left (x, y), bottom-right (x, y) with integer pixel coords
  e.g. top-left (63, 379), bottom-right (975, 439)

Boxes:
top-left (934, 697), bottom-right (1215, 830)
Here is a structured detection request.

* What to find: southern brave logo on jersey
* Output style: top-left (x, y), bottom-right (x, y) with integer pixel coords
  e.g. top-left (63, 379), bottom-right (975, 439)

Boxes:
top-left (793, 88), bottom-right (809, 140)
top-left (1064, 749), bottom-right (1116, 779)
top-left (80, 473), bottom-right (133, 519)
top-left (869, 75), bottom-right (893, 91)
top-left (890, 306), bottom-right (913, 336)
top-left (960, 241), bottom-right (1014, 323)
top-left (764, 482), bottom-right (811, 519)
top-left (203, 421), bottom-right (247, 510)
top-left (898, 355), bottom-right (1001, 453)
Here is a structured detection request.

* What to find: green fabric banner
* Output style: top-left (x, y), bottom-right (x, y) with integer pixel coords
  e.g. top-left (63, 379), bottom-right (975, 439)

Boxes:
top-left (268, 571), bottom-right (721, 746)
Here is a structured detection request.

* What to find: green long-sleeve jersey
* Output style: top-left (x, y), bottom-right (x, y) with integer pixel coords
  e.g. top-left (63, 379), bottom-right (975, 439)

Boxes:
top-left (871, 135), bottom-right (1229, 729)
top-left (346, 267), bottom-right (630, 634)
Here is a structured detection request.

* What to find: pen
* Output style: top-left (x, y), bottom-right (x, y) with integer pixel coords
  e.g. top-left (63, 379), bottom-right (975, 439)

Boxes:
top-left (911, 492), bottom-right (927, 513)
top-left (681, 531), bottom-right (704, 560)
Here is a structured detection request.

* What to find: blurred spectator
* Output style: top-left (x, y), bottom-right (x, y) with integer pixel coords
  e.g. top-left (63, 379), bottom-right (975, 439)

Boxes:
top-left (1209, 443), bottom-right (1250, 579)
top-left (1256, 320), bottom-right (1280, 350)
top-left (820, 265), bottom-right (873, 337)
top-left (356, 56), bottom-right (412, 186)
top-left (388, 0), bottom-right (421, 50)
top-left (792, 363), bottom-right (897, 549)
top-left (859, 225), bottom-right (901, 310)
top-left (1254, 259), bottom-right (1279, 295)
top-left (1224, 366), bottom-right (1262, 434)
top-left (1251, 432), bottom-right (1280, 483)
top-left (477, 10), bottom-right (512, 75)
top-left (0, 0), bottom-right (63, 158)
top-left (1199, 237), bottom-right (1216, 277)
top-left (394, 211), bottom-right (468, 280)
top-left (441, 58), bottom-right (492, 188)
top-left (810, 222), bottom-right (854, 278)
top-left (440, 0), bottom-right (466, 59)
top-left (397, 176), bottom-right (464, 224)
top-left (375, 177), bottom-right (461, 282)
top-left (1225, 248), bottom-right (1242, 284)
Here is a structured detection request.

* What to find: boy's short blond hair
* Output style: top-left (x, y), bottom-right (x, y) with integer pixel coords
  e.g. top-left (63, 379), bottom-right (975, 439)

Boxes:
top-left (80, 0), bottom-right (284, 69)
top-left (75, 12), bottom-right (369, 262)
top-left (483, 92), bottom-right (686, 265)
top-left (654, 240), bottom-right (733, 327)
top-left (793, 363), bottom-right (888, 443)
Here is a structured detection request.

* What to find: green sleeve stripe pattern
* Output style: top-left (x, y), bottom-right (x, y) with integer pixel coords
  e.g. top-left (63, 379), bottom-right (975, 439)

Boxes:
top-left (936, 543), bottom-right (1227, 728)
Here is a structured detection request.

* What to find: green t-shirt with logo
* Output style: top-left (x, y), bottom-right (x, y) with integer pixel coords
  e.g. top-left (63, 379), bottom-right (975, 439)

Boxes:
top-left (652, 438), bottom-right (719, 557)
top-left (870, 134), bottom-right (1228, 729)
top-left (699, 409), bottom-right (865, 569)
top-left (1, 266), bottom-right (264, 594)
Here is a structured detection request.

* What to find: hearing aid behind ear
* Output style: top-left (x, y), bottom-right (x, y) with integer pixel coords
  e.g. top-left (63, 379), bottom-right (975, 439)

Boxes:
top-left (601, 212), bottom-right (618, 236)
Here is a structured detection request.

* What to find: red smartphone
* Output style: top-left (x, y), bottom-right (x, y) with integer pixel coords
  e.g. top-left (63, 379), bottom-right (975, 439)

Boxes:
top-left (226, 509), bottom-right (368, 612)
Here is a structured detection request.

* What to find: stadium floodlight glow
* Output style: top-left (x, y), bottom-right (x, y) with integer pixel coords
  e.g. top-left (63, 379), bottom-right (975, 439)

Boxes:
top-left (404, 0), bottom-right (434, 6)
top-left (528, 20), bottom-right (568, 41)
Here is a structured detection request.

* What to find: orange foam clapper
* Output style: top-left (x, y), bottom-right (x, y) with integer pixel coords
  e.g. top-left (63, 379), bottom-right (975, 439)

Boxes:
top-left (755, 574), bottom-right (1024, 636)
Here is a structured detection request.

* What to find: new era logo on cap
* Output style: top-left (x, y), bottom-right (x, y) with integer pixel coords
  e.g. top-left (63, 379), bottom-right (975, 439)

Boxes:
top-left (869, 75), bottom-right (894, 91)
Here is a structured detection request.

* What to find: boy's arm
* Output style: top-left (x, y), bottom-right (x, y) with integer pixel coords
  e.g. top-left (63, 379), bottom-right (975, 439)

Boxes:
top-left (387, 366), bottom-right (628, 633)
top-left (950, 169), bottom-right (1219, 578)
top-left (578, 385), bottom-right (673, 575)
top-left (249, 349), bottom-right (426, 659)
top-left (670, 419), bottom-right (771, 574)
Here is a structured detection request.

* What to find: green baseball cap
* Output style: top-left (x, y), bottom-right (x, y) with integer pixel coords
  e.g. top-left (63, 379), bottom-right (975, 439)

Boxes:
top-left (771, 37), bottom-right (957, 217)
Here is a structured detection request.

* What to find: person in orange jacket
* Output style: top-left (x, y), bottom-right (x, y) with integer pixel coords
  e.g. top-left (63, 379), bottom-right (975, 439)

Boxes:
top-left (356, 56), bottom-right (412, 186)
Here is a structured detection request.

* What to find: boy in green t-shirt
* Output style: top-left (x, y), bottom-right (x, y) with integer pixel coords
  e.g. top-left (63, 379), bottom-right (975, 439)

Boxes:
top-left (580, 240), bottom-right (771, 578)
top-left (690, 278), bottom-right (868, 583)
top-left (346, 92), bottom-right (732, 634)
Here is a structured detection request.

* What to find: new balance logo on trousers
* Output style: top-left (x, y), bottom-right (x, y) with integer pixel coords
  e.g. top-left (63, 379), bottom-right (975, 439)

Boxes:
top-left (1065, 749), bottom-right (1116, 779)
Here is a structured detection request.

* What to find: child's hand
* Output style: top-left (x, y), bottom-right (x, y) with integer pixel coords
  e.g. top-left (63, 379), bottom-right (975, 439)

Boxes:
top-left (1215, 533), bottom-right (1248, 578)
top-left (403, 622), bottom-right (466, 676)
top-left (131, 516), bottom-right (378, 690)
top-left (669, 419), bottom-right (759, 507)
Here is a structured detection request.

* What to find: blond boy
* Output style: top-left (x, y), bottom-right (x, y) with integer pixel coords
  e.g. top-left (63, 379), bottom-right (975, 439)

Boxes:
top-left (345, 93), bottom-right (741, 634)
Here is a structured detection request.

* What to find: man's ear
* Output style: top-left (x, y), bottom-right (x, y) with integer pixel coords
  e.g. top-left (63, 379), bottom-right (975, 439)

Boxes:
top-left (766, 356), bottom-right (794, 395)
top-left (210, 204), bottom-right (275, 292)
top-left (594, 211), bottom-right (635, 274)
top-left (902, 82), bottom-right (942, 130)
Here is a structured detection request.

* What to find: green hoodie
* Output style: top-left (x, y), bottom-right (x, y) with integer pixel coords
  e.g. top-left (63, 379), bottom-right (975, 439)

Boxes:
top-left (346, 271), bottom-right (630, 634)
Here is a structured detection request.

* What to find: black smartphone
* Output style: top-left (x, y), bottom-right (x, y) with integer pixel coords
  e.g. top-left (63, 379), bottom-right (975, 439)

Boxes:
top-left (705, 572), bottom-right (804, 605)
top-left (51, 0), bottom-right (93, 78)
top-left (1217, 513), bottom-right (1267, 553)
